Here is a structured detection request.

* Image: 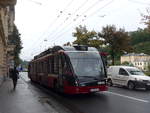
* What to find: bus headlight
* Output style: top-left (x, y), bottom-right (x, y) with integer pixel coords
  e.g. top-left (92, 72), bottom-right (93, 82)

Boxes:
top-left (75, 81), bottom-right (79, 86)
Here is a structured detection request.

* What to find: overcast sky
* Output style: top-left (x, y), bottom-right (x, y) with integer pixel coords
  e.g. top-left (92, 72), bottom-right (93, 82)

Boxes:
top-left (15, 0), bottom-right (149, 61)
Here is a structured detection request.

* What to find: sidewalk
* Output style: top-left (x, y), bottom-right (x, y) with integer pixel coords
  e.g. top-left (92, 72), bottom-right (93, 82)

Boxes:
top-left (0, 76), bottom-right (5, 87)
top-left (0, 78), bottom-right (61, 113)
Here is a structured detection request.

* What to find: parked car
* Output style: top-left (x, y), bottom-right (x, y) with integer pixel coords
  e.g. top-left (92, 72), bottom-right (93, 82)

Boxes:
top-left (107, 66), bottom-right (150, 90)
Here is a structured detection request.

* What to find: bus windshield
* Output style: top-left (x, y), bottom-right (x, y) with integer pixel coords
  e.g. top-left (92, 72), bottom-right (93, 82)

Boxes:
top-left (66, 52), bottom-right (105, 78)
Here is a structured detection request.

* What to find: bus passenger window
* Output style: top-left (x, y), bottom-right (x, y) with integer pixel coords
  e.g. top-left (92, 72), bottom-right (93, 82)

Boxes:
top-left (59, 56), bottom-right (63, 75)
top-left (54, 55), bottom-right (59, 74)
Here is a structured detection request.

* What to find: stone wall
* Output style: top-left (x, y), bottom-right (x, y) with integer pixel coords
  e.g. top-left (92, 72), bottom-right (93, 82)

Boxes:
top-left (0, 0), bottom-right (16, 85)
top-left (0, 0), bottom-right (16, 6)
top-left (0, 7), bottom-right (7, 83)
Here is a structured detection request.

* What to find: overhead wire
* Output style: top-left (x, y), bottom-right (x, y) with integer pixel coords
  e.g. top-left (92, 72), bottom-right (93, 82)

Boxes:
top-left (74, 0), bottom-right (105, 21)
top-left (26, 0), bottom-right (42, 5)
top-left (49, 0), bottom-right (114, 44)
top-left (29, 0), bottom-right (92, 54)
top-left (28, 0), bottom-right (99, 56)
top-left (25, 0), bottom-right (75, 54)
top-left (29, 0), bottom-right (114, 56)
top-left (46, 0), bottom-right (106, 43)
top-left (128, 0), bottom-right (150, 5)
top-left (33, 0), bottom-right (75, 43)
top-left (48, 0), bottom-right (111, 43)
top-left (63, 0), bottom-right (89, 23)
top-left (87, 0), bottom-right (114, 17)
top-left (44, 0), bottom-right (89, 41)
top-left (42, 0), bottom-right (75, 34)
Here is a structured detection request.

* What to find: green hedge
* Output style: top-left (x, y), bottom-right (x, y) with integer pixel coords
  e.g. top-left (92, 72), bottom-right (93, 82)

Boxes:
top-left (144, 72), bottom-right (150, 76)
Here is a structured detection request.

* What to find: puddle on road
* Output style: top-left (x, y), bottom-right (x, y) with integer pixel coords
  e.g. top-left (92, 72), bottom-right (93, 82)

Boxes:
top-left (38, 97), bottom-right (49, 103)
top-left (38, 96), bottom-right (59, 111)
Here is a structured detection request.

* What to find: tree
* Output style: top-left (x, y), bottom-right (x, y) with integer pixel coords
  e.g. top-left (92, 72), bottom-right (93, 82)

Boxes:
top-left (130, 29), bottom-right (150, 55)
top-left (63, 42), bottom-right (72, 46)
top-left (148, 63), bottom-right (150, 72)
top-left (72, 25), bottom-right (103, 49)
top-left (130, 29), bottom-right (150, 45)
top-left (99, 25), bottom-right (132, 65)
top-left (133, 42), bottom-right (150, 55)
top-left (141, 8), bottom-right (150, 31)
top-left (10, 25), bottom-right (23, 66)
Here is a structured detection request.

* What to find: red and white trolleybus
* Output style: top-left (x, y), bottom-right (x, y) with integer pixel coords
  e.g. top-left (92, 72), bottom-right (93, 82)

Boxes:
top-left (28, 45), bottom-right (108, 94)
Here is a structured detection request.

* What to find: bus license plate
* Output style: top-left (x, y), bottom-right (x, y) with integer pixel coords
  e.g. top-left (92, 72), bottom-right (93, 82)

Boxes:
top-left (90, 88), bottom-right (99, 92)
top-left (98, 81), bottom-right (105, 85)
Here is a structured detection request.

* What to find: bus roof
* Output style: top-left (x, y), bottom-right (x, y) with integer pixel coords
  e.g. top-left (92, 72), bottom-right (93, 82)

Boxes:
top-left (33, 45), bottom-right (98, 60)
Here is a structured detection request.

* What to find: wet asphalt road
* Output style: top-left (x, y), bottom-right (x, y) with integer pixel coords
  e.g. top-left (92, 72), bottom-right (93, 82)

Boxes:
top-left (20, 72), bottom-right (150, 113)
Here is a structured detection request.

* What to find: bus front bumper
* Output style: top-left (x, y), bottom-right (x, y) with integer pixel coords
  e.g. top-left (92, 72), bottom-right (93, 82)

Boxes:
top-left (64, 85), bottom-right (108, 94)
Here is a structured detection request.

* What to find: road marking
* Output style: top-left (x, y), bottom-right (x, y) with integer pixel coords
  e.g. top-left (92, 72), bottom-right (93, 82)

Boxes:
top-left (106, 91), bottom-right (149, 103)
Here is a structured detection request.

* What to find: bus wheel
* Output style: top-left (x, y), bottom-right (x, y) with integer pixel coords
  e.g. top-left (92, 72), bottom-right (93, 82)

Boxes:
top-left (107, 79), bottom-right (113, 86)
top-left (128, 81), bottom-right (135, 90)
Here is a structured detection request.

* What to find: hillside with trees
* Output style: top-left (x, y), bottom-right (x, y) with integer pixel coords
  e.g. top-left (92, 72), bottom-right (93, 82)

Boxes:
top-left (130, 29), bottom-right (150, 55)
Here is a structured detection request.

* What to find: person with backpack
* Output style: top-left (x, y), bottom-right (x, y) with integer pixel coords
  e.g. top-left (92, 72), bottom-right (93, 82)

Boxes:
top-left (11, 66), bottom-right (19, 90)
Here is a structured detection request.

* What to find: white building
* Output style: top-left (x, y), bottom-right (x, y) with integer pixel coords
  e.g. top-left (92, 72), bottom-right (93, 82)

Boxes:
top-left (121, 53), bottom-right (150, 71)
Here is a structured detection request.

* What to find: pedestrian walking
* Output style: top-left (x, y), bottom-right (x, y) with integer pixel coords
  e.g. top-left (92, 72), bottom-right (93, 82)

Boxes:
top-left (11, 66), bottom-right (19, 90)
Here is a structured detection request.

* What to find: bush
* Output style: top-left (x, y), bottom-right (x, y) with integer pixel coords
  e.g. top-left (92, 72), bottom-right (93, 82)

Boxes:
top-left (144, 72), bottom-right (150, 76)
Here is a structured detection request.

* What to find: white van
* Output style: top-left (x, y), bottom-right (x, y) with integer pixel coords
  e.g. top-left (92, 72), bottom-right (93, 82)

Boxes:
top-left (107, 66), bottom-right (150, 90)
